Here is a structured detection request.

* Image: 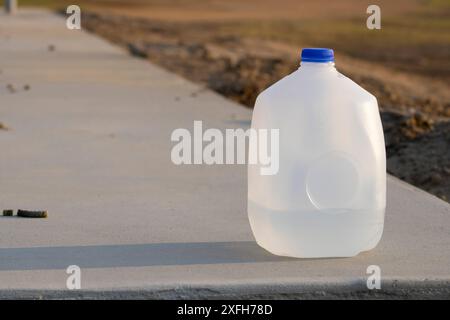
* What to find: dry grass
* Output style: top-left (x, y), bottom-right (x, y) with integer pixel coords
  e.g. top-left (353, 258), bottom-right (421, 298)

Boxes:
top-left (23, 0), bottom-right (450, 80)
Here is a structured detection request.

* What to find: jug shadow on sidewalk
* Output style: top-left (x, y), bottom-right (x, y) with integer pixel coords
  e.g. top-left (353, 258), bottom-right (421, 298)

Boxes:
top-left (0, 241), bottom-right (324, 271)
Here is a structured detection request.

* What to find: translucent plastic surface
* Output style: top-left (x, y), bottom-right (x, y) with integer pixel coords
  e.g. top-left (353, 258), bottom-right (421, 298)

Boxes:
top-left (248, 61), bottom-right (386, 258)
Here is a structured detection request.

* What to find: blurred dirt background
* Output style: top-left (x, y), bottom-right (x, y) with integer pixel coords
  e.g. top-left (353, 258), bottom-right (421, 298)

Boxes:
top-left (18, 0), bottom-right (450, 201)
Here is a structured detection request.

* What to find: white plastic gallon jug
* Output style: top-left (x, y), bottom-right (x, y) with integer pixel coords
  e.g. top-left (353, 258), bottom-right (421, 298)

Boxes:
top-left (248, 48), bottom-right (386, 258)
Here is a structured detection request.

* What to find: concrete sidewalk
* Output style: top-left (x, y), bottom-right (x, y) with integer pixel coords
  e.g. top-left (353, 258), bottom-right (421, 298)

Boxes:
top-left (0, 9), bottom-right (449, 299)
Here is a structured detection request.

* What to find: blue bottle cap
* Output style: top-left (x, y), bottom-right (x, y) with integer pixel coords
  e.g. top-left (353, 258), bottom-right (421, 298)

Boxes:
top-left (301, 48), bottom-right (334, 63)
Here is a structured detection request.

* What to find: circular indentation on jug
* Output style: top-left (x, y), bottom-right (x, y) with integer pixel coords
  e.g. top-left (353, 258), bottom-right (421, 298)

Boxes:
top-left (306, 152), bottom-right (359, 209)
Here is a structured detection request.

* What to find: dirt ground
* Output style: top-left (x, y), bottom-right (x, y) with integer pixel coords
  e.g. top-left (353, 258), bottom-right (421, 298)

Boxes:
top-left (21, 0), bottom-right (450, 201)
